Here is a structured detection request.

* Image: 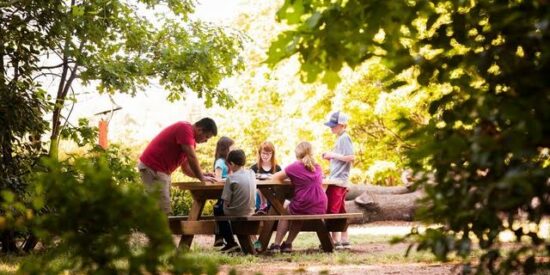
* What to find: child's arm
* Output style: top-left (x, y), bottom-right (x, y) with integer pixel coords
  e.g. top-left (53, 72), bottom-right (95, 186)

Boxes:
top-left (221, 178), bottom-right (233, 207)
top-left (215, 168), bottom-right (223, 181)
top-left (271, 170), bottom-right (288, 183)
top-left (323, 152), bottom-right (355, 163)
top-left (323, 135), bottom-right (355, 162)
top-left (223, 198), bottom-right (231, 208)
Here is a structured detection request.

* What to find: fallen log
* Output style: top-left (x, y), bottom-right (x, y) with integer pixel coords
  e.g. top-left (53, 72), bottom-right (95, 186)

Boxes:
top-left (343, 183), bottom-right (422, 224)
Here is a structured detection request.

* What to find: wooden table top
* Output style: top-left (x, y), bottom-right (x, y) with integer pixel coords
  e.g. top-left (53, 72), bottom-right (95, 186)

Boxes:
top-left (172, 179), bottom-right (338, 190)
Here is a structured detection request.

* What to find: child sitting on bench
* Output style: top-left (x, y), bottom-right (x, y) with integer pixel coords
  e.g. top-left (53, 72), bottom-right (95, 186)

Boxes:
top-left (267, 141), bottom-right (328, 253)
top-left (213, 149), bottom-right (257, 253)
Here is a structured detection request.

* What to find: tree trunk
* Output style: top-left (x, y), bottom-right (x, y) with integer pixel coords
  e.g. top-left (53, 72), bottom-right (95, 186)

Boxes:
top-left (346, 183), bottom-right (414, 200)
top-left (343, 183), bottom-right (422, 224)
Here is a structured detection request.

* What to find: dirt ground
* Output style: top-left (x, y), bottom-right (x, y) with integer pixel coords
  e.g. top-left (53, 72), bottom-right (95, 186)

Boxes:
top-left (190, 221), bottom-right (460, 275)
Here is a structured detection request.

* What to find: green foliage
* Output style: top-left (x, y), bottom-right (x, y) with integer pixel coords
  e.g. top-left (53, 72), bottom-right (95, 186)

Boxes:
top-left (270, 0), bottom-right (550, 273)
top-left (170, 187), bottom-right (214, 216)
top-left (1, 0), bottom-right (245, 158)
top-left (170, 187), bottom-right (193, 216)
top-left (0, 0), bottom-right (55, 251)
top-left (196, 2), bottom-right (424, 186)
top-left (1, 0), bottom-right (244, 254)
top-left (15, 155), bottom-right (219, 274)
top-left (20, 156), bottom-right (173, 274)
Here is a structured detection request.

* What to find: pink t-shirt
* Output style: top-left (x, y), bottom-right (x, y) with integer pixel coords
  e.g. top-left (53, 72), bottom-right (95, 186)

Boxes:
top-left (285, 161), bottom-right (328, 215)
top-left (139, 122), bottom-right (196, 174)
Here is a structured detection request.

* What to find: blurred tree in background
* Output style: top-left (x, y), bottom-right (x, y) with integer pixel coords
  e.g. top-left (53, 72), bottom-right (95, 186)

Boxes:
top-left (201, 1), bottom-right (423, 185)
top-left (268, 0), bottom-right (550, 273)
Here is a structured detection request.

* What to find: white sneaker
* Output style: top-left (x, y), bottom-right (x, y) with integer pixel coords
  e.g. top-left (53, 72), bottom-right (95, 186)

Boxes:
top-left (341, 241), bottom-right (351, 249)
top-left (334, 242), bottom-right (344, 250)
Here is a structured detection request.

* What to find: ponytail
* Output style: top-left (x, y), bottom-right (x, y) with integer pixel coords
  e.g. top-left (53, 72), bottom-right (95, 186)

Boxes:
top-left (302, 154), bottom-right (315, 172)
top-left (295, 141), bottom-right (316, 172)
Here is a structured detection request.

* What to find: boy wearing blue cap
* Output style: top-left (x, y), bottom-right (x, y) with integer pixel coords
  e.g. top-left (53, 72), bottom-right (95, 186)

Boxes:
top-left (322, 111), bottom-right (355, 250)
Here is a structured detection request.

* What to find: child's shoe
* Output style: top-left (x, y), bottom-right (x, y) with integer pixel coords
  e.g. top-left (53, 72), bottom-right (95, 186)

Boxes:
top-left (213, 237), bottom-right (225, 248)
top-left (341, 241), bottom-right (351, 249)
top-left (254, 208), bottom-right (267, 215)
top-left (220, 243), bottom-right (241, 253)
top-left (280, 242), bottom-right (292, 253)
top-left (334, 242), bottom-right (344, 250)
top-left (253, 240), bottom-right (262, 251)
top-left (267, 243), bottom-right (280, 253)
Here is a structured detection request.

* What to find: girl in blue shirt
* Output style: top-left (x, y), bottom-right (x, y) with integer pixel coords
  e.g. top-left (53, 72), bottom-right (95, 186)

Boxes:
top-left (213, 136), bottom-right (235, 247)
top-left (213, 136), bottom-right (235, 181)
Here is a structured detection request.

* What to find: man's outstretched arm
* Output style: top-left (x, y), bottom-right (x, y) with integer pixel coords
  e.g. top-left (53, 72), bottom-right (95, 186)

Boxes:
top-left (180, 144), bottom-right (215, 183)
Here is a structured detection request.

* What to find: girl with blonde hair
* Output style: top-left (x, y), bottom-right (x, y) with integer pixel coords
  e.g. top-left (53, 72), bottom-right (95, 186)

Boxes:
top-left (267, 141), bottom-right (328, 253)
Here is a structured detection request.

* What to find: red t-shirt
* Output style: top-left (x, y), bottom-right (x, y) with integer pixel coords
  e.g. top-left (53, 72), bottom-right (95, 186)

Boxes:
top-left (139, 121), bottom-right (196, 174)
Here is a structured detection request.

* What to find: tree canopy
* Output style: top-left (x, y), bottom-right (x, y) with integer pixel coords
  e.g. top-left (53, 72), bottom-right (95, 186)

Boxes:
top-left (269, 0), bottom-right (550, 273)
top-left (1, 0), bottom-right (244, 254)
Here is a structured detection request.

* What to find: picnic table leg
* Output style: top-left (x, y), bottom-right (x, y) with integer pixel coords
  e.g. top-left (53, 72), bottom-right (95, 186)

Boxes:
top-left (256, 186), bottom-right (290, 252)
top-left (314, 220), bottom-right (334, 252)
top-left (178, 195), bottom-right (206, 249)
top-left (259, 187), bottom-right (287, 215)
top-left (236, 234), bottom-right (256, 255)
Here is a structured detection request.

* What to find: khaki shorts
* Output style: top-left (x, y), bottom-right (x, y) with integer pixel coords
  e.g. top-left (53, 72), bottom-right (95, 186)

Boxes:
top-left (137, 162), bottom-right (172, 214)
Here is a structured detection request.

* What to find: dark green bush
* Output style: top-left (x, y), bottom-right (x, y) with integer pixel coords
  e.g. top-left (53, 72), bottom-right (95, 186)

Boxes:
top-left (18, 156), bottom-right (218, 274)
top-left (20, 156), bottom-right (174, 274)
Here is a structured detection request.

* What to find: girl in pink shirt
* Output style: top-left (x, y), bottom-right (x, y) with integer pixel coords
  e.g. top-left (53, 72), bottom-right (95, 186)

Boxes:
top-left (267, 141), bottom-right (327, 253)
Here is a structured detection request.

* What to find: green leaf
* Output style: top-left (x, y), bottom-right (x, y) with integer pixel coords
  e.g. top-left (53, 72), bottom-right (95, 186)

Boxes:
top-left (71, 6), bottom-right (85, 17)
top-left (322, 70), bottom-right (341, 89)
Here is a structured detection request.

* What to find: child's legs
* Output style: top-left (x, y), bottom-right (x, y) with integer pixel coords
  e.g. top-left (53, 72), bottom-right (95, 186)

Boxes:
top-left (273, 200), bottom-right (291, 245)
top-left (259, 192), bottom-right (268, 208)
top-left (255, 192), bottom-right (261, 210)
top-left (285, 220), bottom-right (303, 244)
top-left (331, 232), bottom-right (341, 242)
top-left (341, 231), bottom-right (349, 243)
top-left (213, 201), bottom-right (237, 245)
top-left (274, 220), bottom-right (288, 245)
top-left (326, 186), bottom-right (348, 242)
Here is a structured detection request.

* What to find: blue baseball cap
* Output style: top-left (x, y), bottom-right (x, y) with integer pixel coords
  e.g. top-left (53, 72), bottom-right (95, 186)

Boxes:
top-left (324, 111), bottom-right (349, 127)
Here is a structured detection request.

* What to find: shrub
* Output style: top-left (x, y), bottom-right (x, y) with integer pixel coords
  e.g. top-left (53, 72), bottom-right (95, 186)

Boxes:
top-left (20, 157), bottom-right (174, 274)
top-left (170, 187), bottom-right (214, 216)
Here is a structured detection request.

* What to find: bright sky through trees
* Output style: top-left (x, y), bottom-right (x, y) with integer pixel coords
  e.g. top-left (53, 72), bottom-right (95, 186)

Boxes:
top-left (60, 0), bottom-right (245, 143)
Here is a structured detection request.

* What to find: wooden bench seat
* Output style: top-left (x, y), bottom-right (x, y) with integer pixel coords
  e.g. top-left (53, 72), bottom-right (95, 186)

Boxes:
top-left (215, 213), bottom-right (363, 232)
top-left (168, 213), bottom-right (363, 254)
top-left (168, 213), bottom-right (363, 235)
top-left (214, 213), bottom-right (363, 221)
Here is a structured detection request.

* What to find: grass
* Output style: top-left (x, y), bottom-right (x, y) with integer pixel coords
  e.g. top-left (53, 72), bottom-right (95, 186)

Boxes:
top-left (3, 226), bottom-right (540, 274)
top-left (0, 255), bottom-right (20, 275)
top-left (188, 231), bottom-right (441, 267)
top-left (0, 231), bottom-right (437, 274)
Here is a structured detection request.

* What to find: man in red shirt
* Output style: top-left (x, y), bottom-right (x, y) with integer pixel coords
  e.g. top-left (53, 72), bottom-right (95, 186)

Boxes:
top-left (138, 117), bottom-right (218, 214)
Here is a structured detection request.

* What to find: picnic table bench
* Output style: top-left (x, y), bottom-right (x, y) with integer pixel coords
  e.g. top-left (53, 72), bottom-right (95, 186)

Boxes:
top-left (170, 180), bottom-right (363, 254)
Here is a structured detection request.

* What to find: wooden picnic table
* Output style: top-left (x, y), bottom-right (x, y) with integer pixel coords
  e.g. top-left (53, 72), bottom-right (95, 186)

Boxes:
top-left (170, 179), bottom-right (361, 254)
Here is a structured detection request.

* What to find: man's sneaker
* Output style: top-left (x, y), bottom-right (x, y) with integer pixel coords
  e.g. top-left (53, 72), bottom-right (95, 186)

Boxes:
top-left (334, 242), bottom-right (344, 250)
top-left (341, 241), bottom-right (351, 249)
top-left (220, 243), bottom-right (241, 253)
top-left (213, 237), bottom-right (225, 248)
top-left (267, 243), bottom-right (281, 253)
top-left (280, 242), bottom-right (293, 253)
